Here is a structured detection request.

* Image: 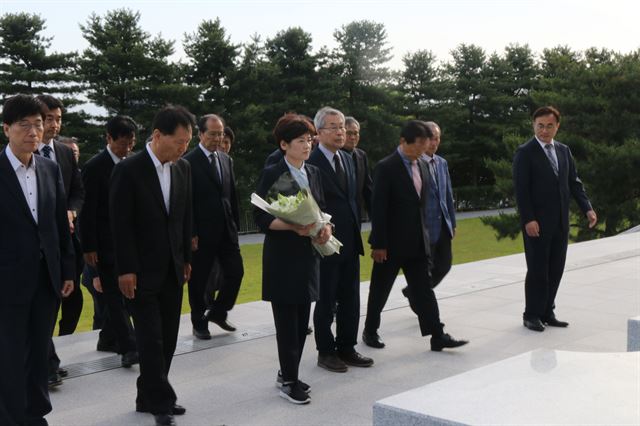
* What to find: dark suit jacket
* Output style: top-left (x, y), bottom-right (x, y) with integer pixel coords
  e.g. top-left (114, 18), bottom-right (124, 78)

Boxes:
top-left (53, 140), bottom-right (84, 213)
top-left (307, 146), bottom-right (363, 261)
top-left (513, 138), bottom-right (592, 233)
top-left (0, 150), bottom-right (74, 303)
top-left (110, 149), bottom-right (192, 291)
top-left (253, 159), bottom-right (325, 304)
top-left (264, 148), bottom-right (284, 167)
top-left (79, 149), bottom-right (117, 264)
top-left (342, 147), bottom-right (372, 217)
top-left (421, 153), bottom-right (456, 240)
top-left (369, 149), bottom-right (431, 259)
top-left (184, 147), bottom-right (240, 248)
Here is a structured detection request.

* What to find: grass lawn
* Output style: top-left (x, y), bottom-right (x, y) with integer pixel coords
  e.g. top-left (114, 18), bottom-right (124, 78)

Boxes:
top-left (64, 217), bottom-right (525, 334)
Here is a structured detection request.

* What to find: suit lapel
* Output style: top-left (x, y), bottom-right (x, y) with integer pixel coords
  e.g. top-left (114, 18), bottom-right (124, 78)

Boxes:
top-left (313, 147), bottom-right (347, 197)
top-left (0, 152), bottom-right (37, 225)
top-left (197, 148), bottom-right (220, 188)
top-left (393, 152), bottom-right (420, 201)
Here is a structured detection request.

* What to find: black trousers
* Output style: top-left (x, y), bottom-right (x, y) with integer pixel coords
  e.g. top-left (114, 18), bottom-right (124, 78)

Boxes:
top-left (0, 259), bottom-right (57, 426)
top-left (57, 234), bottom-right (84, 335)
top-left (364, 254), bottom-right (443, 337)
top-left (313, 255), bottom-right (360, 354)
top-left (271, 302), bottom-right (310, 383)
top-left (98, 261), bottom-right (136, 354)
top-left (188, 238), bottom-right (243, 331)
top-left (130, 273), bottom-right (183, 415)
top-left (430, 221), bottom-right (453, 288)
top-left (523, 220), bottom-right (568, 320)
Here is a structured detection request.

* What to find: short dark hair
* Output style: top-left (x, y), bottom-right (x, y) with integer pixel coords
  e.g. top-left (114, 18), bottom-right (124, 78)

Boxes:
top-left (152, 105), bottom-right (196, 135)
top-left (532, 106), bottom-right (560, 122)
top-left (106, 115), bottom-right (137, 139)
top-left (273, 114), bottom-right (316, 146)
top-left (401, 120), bottom-right (432, 144)
top-left (224, 126), bottom-right (235, 143)
top-left (197, 114), bottom-right (225, 134)
top-left (36, 94), bottom-right (65, 112)
top-left (2, 94), bottom-right (45, 124)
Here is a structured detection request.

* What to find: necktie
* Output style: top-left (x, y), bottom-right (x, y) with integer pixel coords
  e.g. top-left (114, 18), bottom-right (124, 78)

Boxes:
top-left (334, 154), bottom-right (347, 192)
top-left (210, 153), bottom-right (222, 185)
top-left (544, 144), bottom-right (559, 176)
top-left (411, 160), bottom-right (422, 197)
top-left (42, 145), bottom-right (52, 159)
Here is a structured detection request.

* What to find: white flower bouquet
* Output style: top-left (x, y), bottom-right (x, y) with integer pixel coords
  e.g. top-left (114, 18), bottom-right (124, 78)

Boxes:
top-left (251, 189), bottom-right (343, 257)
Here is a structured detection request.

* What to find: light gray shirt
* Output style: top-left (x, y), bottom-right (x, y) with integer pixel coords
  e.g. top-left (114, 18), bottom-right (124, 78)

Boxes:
top-left (6, 146), bottom-right (38, 223)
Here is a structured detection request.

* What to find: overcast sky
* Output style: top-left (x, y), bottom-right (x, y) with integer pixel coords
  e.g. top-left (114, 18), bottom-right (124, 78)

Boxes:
top-left (2, 0), bottom-right (638, 70)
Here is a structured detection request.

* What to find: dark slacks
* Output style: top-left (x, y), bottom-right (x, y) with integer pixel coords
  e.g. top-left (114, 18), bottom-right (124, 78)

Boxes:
top-left (0, 260), bottom-right (57, 426)
top-left (57, 234), bottom-right (84, 335)
top-left (188, 237), bottom-right (243, 330)
top-left (81, 265), bottom-right (107, 330)
top-left (430, 221), bottom-right (453, 288)
top-left (365, 253), bottom-right (443, 337)
top-left (313, 255), bottom-right (360, 354)
top-left (523, 219), bottom-right (568, 320)
top-left (130, 272), bottom-right (183, 415)
top-left (98, 261), bottom-right (136, 354)
top-left (271, 302), bottom-right (311, 383)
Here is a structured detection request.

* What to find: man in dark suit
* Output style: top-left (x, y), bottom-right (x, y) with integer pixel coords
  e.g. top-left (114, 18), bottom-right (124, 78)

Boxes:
top-left (308, 107), bottom-right (373, 373)
top-left (0, 94), bottom-right (74, 426)
top-left (362, 120), bottom-right (468, 352)
top-left (80, 115), bottom-right (138, 366)
top-left (342, 116), bottom-right (372, 220)
top-left (402, 121), bottom-right (456, 299)
top-left (184, 114), bottom-right (243, 339)
top-left (110, 106), bottom-right (194, 426)
top-left (513, 106), bottom-right (597, 332)
top-left (35, 94), bottom-right (85, 387)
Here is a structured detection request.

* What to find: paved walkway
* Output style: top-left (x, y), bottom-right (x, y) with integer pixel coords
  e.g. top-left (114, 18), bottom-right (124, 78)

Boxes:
top-left (47, 232), bottom-right (639, 425)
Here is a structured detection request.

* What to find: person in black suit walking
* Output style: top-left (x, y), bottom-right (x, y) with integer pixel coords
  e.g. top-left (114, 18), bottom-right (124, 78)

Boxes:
top-left (513, 106), bottom-right (597, 332)
top-left (110, 106), bottom-right (194, 426)
top-left (0, 94), bottom-right (75, 426)
top-left (184, 114), bottom-right (243, 339)
top-left (80, 115), bottom-right (138, 366)
top-left (308, 107), bottom-right (373, 373)
top-left (342, 116), bottom-right (372, 220)
top-left (362, 120), bottom-right (468, 352)
top-left (35, 95), bottom-right (85, 386)
top-left (254, 114), bottom-right (332, 405)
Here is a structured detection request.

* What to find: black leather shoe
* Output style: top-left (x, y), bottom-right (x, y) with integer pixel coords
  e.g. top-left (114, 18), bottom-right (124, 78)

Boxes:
top-left (192, 328), bottom-right (211, 340)
top-left (523, 318), bottom-right (545, 332)
top-left (543, 316), bottom-right (569, 327)
top-left (362, 330), bottom-right (385, 349)
top-left (121, 350), bottom-right (139, 368)
top-left (57, 367), bottom-right (68, 378)
top-left (154, 414), bottom-right (176, 426)
top-left (401, 286), bottom-right (410, 298)
top-left (96, 339), bottom-right (120, 353)
top-left (137, 404), bottom-right (186, 416)
top-left (338, 351), bottom-right (374, 367)
top-left (317, 353), bottom-right (348, 372)
top-left (48, 372), bottom-right (62, 388)
top-left (203, 310), bottom-right (236, 332)
top-left (430, 333), bottom-right (469, 351)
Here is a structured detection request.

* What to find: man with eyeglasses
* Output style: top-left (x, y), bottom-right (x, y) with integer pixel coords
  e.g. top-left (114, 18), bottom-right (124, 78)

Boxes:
top-left (341, 116), bottom-right (372, 221)
top-left (0, 94), bottom-right (75, 426)
top-left (184, 114), bottom-right (243, 340)
top-left (80, 115), bottom-right (139, 367)
top-left (514, 106), bottom-right (597, 332)
top-left (35, 94), bottom-right (85, 388)
top-left (308, 107), bottom-right (373, 373)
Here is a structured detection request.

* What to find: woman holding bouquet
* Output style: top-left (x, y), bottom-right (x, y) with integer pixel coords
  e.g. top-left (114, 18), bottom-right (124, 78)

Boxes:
top-left (254, 114), bottom-right (332, 404)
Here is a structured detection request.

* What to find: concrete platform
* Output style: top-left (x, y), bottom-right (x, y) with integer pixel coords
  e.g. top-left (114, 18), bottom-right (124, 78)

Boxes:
top-left (373, 350), bottom-right (640, 426)
top-left (47, 232), bottom-right (640, 425)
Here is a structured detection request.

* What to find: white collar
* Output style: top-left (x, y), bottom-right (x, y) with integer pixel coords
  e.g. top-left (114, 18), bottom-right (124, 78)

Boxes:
top-left (146, 142), bottom-right (170, 168)
top-left (6, 145), bottom-right (36, 171)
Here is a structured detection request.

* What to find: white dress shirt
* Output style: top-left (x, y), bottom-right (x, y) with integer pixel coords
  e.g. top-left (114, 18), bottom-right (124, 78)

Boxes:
top-left (146, 142), bottom-right (172, 213)
top-left (6, 146), bottom-right (38, 223)
top-left (535, 136), bottom-right (559, 166)
top-left (106, 145), bottom-right (124, 164)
